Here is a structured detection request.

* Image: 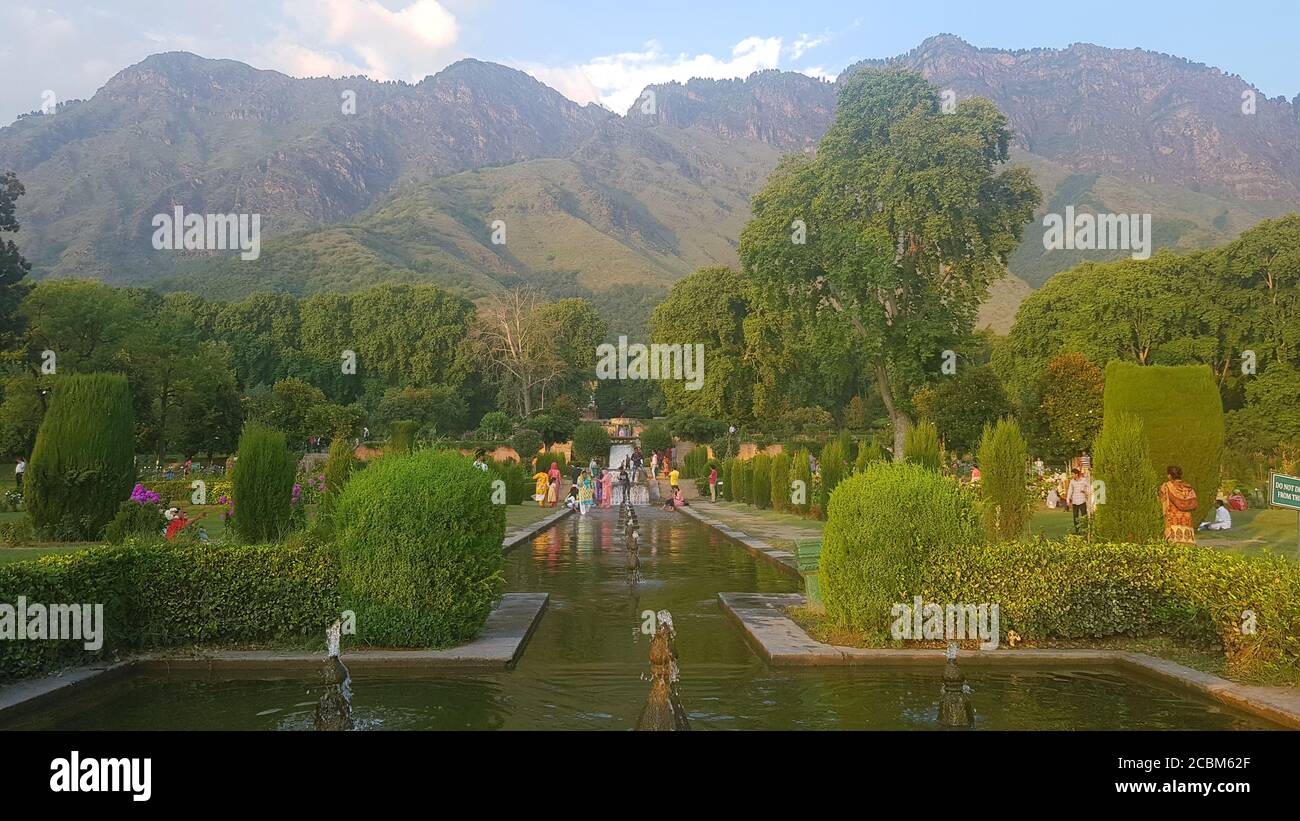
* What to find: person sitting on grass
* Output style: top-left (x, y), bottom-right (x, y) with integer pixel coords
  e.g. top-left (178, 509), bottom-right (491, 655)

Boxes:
top-left (1198, 499), bottom-right (1233, 532)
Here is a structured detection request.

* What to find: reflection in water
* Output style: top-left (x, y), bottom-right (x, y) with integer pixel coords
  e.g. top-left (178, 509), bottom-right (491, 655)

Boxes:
top-left (0, 508), bottom-right (1282, 731)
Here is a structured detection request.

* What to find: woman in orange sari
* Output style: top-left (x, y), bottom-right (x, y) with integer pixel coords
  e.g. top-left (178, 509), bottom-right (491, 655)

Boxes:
top-left (1158, 465), bottom-right (1198, 544)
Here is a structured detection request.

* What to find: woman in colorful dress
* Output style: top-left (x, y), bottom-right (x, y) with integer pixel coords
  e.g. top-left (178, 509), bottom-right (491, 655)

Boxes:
top-left (601, 468), bottom-right (614, 507)
top-left (533, 470), bottom-right (550, 507)
top-left (547, 461), bottom-right (562, 507)
top-left (578, 470), bottom-right (594, 515)
top-left (1158, 465), bottom-right (1198, 544)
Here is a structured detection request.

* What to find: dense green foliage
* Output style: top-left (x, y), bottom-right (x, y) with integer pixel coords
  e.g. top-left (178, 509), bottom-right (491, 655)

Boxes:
top-left (333, 450), bottom-right (505, 648)
top-left (770, 452), bottom-right (791, 511)
top-left (231, 425), bottom-right (296, 543)
top-left (1023, 352), bottom-right (1105, 462)
top-left (571, 422), bottom-right (611, 465)
top-left (750, 453), bottom-right (772, 509)
top-left (317, 437), bottom-right (357, 527)
top-left (27, 373), bottom-right (135, 540)
top-left (820, 463), bottom-right (983, 636)
top-left (510, 429), bottom-right (543, 463)
top-left (740, 68), bottom-right (1039, 457)
top-left (978, 418), bottom-right (1031, 541)
top-left (639, 422), bottom-right (672, 456)
top-left (0, 537), bottom-right (338, 681)
top-left (1092, 412), bottom-right (1164, 543)
top-left (533, 450), bottom-right (568, 477)
top-left (789, 449), bottom-right (812, 514)
top-left (1103, 362), bottom-right (1224, 525)
top-left (923, 538), bottom-right (1300, 676)
top-left (817, 439), bottom-right (849, 512)
top-left (104, 501), bottom-right (166, 544)
top-left (387, 420), bottom-right (419, 454)
top-left (912, 366), bottom-right (1011, 454)
top-left (854, 436), bottom-right (886, 472)
top-left (682, 446), bottom-right (711, 480)
top-left (902, 421), bottom-right (942, 471)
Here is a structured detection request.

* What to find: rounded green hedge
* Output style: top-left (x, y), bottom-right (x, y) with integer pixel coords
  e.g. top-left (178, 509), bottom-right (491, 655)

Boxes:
top-left (27, 373), bottom-right (135, 540)
top-left (820, 462), bottom-right (983, 636)
top-left (334, 450), bottom-right (505, 648)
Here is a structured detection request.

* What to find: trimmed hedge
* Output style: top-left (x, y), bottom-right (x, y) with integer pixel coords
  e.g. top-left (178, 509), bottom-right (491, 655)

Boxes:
top-left (978, 418), bottom-right (1031, 541)
top-left (1093, 412), bottom-right (1163, 543)
top-left (750, 453), bottom-right (772, 509)
top-left (820, 463), bottom-right (983, 636)
top-left (333, 450), bottom-right (505, 648)
top-left (770, 452), bottom-right (791, 511)
top-left (1102, 361), bottom-right (1224, 525)
top-left (0, 538), bottom-right (339, 682)
top-left (232, 425), bottom-right (296, 543)
top-left (27, 373), bottom-right (135, 540)
top-left (922, 538), bottom-right (1300, 676)
top-left (682, 446), bottom-right (710, 480)
top-left (487, 458), bottom-right (533, 505)
top-left (534, 451), bottom-right (568, 478)
top-left (817, 439), bottom-right (849, 512)
top-left (789, 449), bottom-right (811, 514)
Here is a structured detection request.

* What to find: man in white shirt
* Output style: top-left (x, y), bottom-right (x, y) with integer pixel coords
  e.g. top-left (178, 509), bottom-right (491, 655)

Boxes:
top-left (1199, 500), bottom-right (1232, 531)
top-left (1066, 468), bottom-right (1091, 534)
top-left (14, 457), bottom-right (25, 490)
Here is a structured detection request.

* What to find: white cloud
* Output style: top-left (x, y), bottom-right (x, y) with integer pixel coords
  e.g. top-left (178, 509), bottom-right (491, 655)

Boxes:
top-left (262, 0), bottom-right (460, 81)
top-left (515, 36), bottom-right (784, 113)
top-left (788, 32), bottom-right (830, 60)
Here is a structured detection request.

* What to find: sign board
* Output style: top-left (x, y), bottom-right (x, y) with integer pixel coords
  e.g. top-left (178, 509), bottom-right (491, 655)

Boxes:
top-left (1269, 473), bottom-right (1300, 511)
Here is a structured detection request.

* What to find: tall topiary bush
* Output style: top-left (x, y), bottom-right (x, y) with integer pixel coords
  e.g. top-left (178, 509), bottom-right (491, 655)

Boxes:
top-left (318, 437), bottom-right (357, 523)
top-left (903, 420), bottom-right (942, 471)
top-left (388, 420), bottom-right (419, 454)
top-left (334, 449), bottom-right (504, 647)
top-left (722, 458), bottom-right (735, 501)
top-left (978, 418), bottom-right (1031, 541)
top-left (790, 449), bottom-right (812, 514)
top-left (231, 424), bottom-right (296, 543)
top-left (817, 439), bottom-right (849, 512)
top-left (533, 450), bottom-right (567, 477)
top-left (854, 435), bottom-right (886, 474)
top-left (750, 453), bottom-right (772, 509)
top-left (820, 462), bottom-right (983, 636)
top-left (735, 458), bottom-right (751, 503)
top-left (683, 446), bottom-right (710, 479)
top-left (1102, 361), bottom-right (1224, 526)
top-left (770, 452), bottom-right (791, 511)
top-left (571, 422), bottom-right (611, 465)
top-left (27, 373), bottom-right (135, 540)
top-left (1092, 411), bottom-right (1163, 543)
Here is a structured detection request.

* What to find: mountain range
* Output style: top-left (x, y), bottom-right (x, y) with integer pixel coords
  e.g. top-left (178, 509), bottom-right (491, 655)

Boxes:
top-left (3, 34), bottom-right (1298, 332)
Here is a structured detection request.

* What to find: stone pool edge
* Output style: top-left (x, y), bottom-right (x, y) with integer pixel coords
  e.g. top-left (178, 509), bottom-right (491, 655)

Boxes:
top-left (676, 504), bottom-right (801, 578)
top-left (503, 506), bottom-right (574, 552)
top-left (718, 591), bottom-right (1300, 730)
top-left (0, 592), bottom-right (549, 719)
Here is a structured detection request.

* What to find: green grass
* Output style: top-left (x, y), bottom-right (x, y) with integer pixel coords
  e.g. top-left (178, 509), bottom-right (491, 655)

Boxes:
top-left (1030, 505), bottom-right (1300, 560)
top-left (504, 503), bottom-right (560, 532)
top-left (0, 543), bottom-right (95, 565)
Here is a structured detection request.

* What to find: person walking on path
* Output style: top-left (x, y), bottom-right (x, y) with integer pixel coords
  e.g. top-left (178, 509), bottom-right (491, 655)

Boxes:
top-left (1066, 468), bottom-right (1090, 534)
top-left (708, 465), bottom-right (718, 502)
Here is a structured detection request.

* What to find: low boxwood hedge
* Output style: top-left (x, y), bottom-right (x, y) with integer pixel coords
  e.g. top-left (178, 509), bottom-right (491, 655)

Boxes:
top-left (921, 538), bottom-right (1300, 676)
top-left (0, 537), bottom-right (339, 682)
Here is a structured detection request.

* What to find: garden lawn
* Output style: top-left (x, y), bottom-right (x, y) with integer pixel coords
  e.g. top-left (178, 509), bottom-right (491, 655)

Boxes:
top-left (1030, 504), bottom-right (1299, 560)
top-left (505, 503), bottom-right (563, 532)
top-left (0, 543), bottom-right (94, 566)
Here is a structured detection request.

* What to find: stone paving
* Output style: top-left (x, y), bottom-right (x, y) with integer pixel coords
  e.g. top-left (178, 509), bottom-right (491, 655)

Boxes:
top-left (676, 503), bottom-right (802, 578)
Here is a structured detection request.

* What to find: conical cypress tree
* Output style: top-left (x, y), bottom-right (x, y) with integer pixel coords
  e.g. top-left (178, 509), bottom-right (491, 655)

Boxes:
top-left (27, 373), bottom-right (135, 540)
top-left (232, 424), bottom-right (296, 543)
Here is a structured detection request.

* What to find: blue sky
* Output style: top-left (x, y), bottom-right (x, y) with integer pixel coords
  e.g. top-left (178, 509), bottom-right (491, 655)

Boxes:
top-left (2, 0), bottom-right (1296, 125)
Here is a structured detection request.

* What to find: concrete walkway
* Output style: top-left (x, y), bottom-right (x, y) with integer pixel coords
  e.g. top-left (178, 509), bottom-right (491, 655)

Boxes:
top-left (677, 503), bottom-right (801, 578)
top-left (719, 591), bottom-right (1300, 729)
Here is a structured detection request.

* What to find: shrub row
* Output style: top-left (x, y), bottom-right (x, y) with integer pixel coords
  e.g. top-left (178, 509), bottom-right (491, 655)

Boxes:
top-left (0, 538), bottom-right (340, 682)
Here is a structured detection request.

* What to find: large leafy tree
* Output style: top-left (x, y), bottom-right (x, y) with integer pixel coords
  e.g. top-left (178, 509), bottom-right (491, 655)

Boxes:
top-left (0, 172), bottom-right (33, 350)
top-left (912, 365), bottom-right (1011, 455)
top-left (739, 70), bottom-right (1039, 458)
top-left (649, 266), bottom-right (755, 422)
